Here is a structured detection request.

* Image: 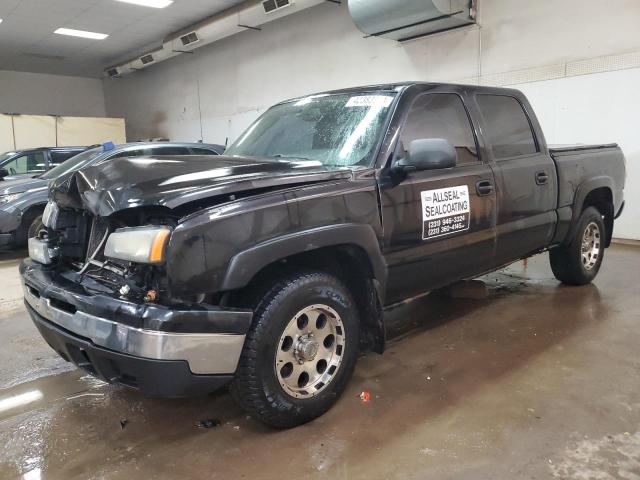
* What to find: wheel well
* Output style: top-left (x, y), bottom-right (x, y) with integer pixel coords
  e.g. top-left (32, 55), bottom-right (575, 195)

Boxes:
top-left (16, 204), bottom-right (46, 243)
top-left (582, 187), bottom-right (614, 247)
top-left (227, 245), bottom-right (385, 354)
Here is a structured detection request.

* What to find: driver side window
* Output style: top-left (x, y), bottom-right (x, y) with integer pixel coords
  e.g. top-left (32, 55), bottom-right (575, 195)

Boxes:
top-left (400, 94), bottom-right (479, 166)
top-left (3, 152), bottom-right (46, 175)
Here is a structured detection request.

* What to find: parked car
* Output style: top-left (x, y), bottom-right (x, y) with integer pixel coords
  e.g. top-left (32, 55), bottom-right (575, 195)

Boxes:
top-left (0, 146), bottom-right (88, 181)
top-left (0, 141), bottom-right (224, 248)
top-left (21, 83), bottom-right (625, 428)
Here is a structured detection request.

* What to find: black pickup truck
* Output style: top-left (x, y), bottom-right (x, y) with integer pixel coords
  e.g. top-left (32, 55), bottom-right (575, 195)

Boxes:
top-left (21, 83), bottom-right (625, 428)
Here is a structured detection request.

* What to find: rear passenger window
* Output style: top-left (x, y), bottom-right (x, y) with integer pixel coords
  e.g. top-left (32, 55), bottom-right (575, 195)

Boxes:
top-left (400, 93), bottom-right (479, 165)
top-left (476, 95), bottom-right (538, 159)
top-left (111, 149), bottom-right (146, 159)
top-left (190, 147), bottom-right (218, 155)
top-left (50, 150), bottom-right (78, 166)
top-left (152, 147), bottom-right (190, 155)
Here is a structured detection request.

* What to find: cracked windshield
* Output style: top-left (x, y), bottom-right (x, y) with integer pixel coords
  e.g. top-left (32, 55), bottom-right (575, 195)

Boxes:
top-left (225, 92), bottom-right (396, 167)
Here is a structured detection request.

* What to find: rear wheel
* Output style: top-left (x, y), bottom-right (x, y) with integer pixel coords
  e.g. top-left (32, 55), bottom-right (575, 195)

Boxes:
top-left (549, 206), bottom-right (605, 285)
top-left (230, 271), bottom-right (359, 428)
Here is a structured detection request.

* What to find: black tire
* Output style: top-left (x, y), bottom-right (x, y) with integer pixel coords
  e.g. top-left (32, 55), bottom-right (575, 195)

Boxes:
top-left (27, 215), bottom-right (44, 239)
top-left (230, 271), bottom-right (360, 428)
top-left (549, 206), bottom-right (605, 285)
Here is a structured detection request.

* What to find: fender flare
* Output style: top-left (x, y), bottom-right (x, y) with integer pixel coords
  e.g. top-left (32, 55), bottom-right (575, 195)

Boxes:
top-left (220, 223), bottom-right (387, 293)
top-left (565, 176), bottom-right (614, 245)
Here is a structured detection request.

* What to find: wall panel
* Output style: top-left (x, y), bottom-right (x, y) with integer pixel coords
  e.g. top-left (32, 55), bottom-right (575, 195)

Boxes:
top-left (57, 117), bottom-right (126, 146)
top-left (12, 115), bottom-right (56, 150)
top-left (0, 115), bottom-right (14, 152)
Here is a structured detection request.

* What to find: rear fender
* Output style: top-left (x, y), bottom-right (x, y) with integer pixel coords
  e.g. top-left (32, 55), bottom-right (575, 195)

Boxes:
top-left (564, 177), bottom-right (614, 246)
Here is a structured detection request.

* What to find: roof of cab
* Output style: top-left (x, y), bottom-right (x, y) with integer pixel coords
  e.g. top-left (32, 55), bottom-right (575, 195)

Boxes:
top-left (278, 81), bottom-right (525, 106)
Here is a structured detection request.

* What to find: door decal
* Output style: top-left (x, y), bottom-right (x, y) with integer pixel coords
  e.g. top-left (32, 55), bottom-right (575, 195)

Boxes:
top-left (421, 185), bottom-right (470, 240)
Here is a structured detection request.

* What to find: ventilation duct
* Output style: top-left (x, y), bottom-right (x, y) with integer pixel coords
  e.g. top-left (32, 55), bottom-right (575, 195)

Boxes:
top-left (262, 0), bottom-right (291, 14)
top-left (106, 67), bottom-right (121, 78)
top-left (348, 0), bottom-right (476, 42)
top-left (179, 31), bottom-right (200, 46)
top-left (105, 0), bottom-right (326, 77)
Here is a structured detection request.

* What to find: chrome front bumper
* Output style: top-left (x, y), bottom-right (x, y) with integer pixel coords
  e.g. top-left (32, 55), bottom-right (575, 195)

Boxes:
top-left (22, 281), bottom-right (247, 375)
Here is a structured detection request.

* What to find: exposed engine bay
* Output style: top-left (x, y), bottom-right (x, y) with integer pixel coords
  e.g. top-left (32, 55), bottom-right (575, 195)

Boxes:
top-left (42, 204), bottom-right (179, 305)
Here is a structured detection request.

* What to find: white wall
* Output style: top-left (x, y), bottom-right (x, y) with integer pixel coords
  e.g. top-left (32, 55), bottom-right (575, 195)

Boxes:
top-left (103, 0), bottom-right (640, 239)
top-left (0, 70), bottom-right (106, 117)
top-left (519, 69), bottom-right (640, 241)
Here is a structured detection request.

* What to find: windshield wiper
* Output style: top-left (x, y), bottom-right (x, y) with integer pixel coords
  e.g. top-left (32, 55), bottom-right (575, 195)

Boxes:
top-left (270, 154), bottom-right (311, 161)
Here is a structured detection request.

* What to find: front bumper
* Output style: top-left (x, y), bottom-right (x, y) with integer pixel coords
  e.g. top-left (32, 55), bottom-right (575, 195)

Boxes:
top-left (21, 259), bottom-right (253, 396)
top-left (0, 208), bottom-right (20, 247)
top-left (0, 233), bottom-right (15, 247)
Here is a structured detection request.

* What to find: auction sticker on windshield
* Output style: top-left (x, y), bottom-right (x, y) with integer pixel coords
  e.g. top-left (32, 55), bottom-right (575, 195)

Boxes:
top-left (421, 185), bottom-right (470, 240)
top-left (345, 96), bottom-right (394, 108)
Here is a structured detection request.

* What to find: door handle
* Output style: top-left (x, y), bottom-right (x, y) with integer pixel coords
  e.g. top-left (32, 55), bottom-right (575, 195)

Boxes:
top-left (476, 180), bottom-right (494, 196)
top-left (536, 171), bottom-right (549, 185)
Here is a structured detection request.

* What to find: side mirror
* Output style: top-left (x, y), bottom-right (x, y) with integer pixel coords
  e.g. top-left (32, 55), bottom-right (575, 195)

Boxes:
top-left (395, 138), bottom-right (457, 172)
top-left (0, 168), bottom-right (8, 180)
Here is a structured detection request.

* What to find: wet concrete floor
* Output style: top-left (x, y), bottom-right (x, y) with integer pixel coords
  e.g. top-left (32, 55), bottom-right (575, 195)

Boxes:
top-left (0, 245), bottom-right (639, 479)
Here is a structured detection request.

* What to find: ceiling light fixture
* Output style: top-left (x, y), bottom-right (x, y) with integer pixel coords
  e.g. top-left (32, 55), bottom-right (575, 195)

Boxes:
top-left (54, 28), bottom-right (109, 40)
top-left (0, 19), bottom-right (3, 24)
top-left (115, 0), bottom-right (174, 8)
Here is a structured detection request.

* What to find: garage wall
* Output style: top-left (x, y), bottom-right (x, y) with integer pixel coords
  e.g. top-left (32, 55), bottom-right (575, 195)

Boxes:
top-left (0, 70), bottom-right (106, 117)
top-left (103, 0), bottom-right (640, 239)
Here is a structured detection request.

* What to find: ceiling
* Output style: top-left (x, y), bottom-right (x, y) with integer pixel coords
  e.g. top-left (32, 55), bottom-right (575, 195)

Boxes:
top-left (0, 0), bottom-right (245, 78)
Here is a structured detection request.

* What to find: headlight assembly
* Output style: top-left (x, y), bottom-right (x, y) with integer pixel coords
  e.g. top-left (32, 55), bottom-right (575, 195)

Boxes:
top-left (42, 201), bottom-right (60, 228)
top-left (0, 193), bottom-right (23, 206)
top-left (104, 226), bottom-right (172, 264)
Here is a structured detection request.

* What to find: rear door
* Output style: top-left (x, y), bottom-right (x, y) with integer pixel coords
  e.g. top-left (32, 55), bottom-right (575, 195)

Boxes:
top-left (473, 94), bottom-right (558, 264)
top-left (380, 89), bottom-right (497, 304)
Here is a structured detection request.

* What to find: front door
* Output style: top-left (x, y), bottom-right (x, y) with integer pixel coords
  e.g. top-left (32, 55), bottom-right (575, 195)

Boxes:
top-left (380, 92), bottom-right (497, 304)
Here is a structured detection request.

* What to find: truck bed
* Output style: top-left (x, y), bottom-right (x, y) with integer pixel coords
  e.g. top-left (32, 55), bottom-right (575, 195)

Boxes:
top-left (550, 143), bottom-right (625, 218)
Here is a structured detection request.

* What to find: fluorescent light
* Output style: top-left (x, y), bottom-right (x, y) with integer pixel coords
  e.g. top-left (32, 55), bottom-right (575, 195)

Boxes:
top-left (115, 0), bottom-right (174, 8)
top-left (0, 390), bottom-right (43, 414)
top-left (0, 19), bottom-right (3, 24)
top-left (54, 28), bottom-right (108, 40)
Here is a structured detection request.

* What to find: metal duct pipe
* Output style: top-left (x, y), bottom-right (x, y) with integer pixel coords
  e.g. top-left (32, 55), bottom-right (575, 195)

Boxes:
top-left (348, 0), bottom-right (476, 41)
top-left (105, 0), bottom-right (326, 77)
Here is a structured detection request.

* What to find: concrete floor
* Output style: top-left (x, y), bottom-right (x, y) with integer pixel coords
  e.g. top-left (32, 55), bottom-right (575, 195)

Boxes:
top-left (0, 245), bottom-right (639, 479)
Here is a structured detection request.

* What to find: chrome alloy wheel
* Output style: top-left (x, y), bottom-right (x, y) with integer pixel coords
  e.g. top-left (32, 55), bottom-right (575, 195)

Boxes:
top-left (275, 304), bottom-right (345, 399)
top-left (581, 221), bottom-right (601, 271)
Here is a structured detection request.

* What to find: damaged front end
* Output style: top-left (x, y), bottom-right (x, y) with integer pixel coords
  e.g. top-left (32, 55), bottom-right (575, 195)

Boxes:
top-left (35, 199), bottom-right (180, 306)
top-left (20, 169), bottom-right (256, 395)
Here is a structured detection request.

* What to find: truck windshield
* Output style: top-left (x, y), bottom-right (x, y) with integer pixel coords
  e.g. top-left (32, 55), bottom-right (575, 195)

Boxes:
top-left (40, 148), bottom-right (103, 180)
top-left (225, 92), bottom-right (396, 167)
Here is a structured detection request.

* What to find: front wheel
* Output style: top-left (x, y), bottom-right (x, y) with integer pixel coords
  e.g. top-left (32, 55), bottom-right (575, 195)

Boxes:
top-left (549, 206), bottom-right (605, 285)
top-left (27, 215), bottom-right (44, 239)
top-left (230, 271), bottom-right (359, 428)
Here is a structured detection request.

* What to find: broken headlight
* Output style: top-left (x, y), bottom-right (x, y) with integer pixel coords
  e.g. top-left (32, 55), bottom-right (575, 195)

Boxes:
top-left (104, 226), bottom-right (171, 264)
top-left (42, 201), bottom-right (60, 228)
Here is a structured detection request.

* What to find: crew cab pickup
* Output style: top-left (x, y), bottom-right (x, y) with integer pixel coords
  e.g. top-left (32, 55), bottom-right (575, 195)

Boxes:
top-left (21, 83), bottom-right (626, 428)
